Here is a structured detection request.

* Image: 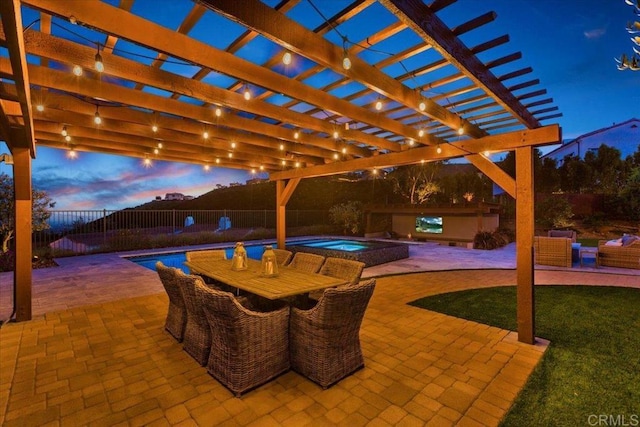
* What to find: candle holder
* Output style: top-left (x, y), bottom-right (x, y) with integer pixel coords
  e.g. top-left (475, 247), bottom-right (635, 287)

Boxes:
top-left (261, 245), bottom-right (279, 277)
top-left (231, 242), bottom-right (248, 271)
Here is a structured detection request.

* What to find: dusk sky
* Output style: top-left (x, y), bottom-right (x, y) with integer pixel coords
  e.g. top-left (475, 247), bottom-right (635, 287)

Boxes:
top-left (1, 0), bottom-right (638, 211)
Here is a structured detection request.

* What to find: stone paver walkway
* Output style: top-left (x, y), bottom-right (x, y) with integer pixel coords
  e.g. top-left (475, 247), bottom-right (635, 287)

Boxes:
top-left (0, 243), bottom-right (637, 426)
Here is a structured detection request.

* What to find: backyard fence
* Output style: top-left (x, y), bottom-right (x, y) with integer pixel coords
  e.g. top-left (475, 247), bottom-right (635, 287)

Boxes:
top-left (33, 209), bottom-right (330, 255)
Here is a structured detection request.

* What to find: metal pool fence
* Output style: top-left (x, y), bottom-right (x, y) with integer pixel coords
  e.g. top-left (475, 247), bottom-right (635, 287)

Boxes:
top-left (33, 209), bottom-right (329, 255)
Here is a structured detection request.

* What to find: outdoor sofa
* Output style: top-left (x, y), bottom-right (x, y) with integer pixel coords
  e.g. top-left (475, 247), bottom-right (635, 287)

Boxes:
top-left (598, 236), bottom-right (640, 269)
top-left (534, 236), bottom-right (572, 267)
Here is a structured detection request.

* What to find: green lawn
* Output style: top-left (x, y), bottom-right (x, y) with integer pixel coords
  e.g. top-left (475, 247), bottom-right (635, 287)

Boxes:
top-left (409, 286), bottom-right (640, 426)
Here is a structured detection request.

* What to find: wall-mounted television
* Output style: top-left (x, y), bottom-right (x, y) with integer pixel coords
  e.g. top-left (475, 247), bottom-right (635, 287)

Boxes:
top-left (416, 216), bottom-right (443, 234)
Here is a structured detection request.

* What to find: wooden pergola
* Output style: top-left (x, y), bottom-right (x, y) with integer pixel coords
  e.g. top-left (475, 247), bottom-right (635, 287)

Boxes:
top-left (0, 0), bottom-right (561, 343)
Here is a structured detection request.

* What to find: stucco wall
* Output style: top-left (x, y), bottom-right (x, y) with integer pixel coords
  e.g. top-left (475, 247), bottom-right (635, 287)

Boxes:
top-left (392, 214), bottom-right (499, 241)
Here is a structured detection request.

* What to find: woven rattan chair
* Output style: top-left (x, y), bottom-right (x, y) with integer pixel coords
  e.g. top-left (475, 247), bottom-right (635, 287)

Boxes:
top-left (195, 282), bottom-right (290, 397)
top-left (308, 257), bottom-right (366, 301)
top-left (185, 249), bottom-right (227, 262)
top-left (287, 252), bottom-right (325, 273)
top-left (176, 270), bottom-right (212, 365)
top-left (272, 248), bottom-right (293, 266)
top-left (155, 261), bottom-right (187, 341)
top-left (534, 236), bottom-right (572, 267)
top-left (547, 229), bottom-right (577, 242)
top-left (290, 278), bottom-right (376, 389)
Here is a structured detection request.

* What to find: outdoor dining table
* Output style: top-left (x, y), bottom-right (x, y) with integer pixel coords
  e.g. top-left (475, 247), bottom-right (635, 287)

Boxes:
top-left (184, 258), bottom-right (348, 300)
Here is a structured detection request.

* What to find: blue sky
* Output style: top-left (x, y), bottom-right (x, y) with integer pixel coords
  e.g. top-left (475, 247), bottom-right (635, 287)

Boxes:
top-left (1, 0), bottom-right (637, 210)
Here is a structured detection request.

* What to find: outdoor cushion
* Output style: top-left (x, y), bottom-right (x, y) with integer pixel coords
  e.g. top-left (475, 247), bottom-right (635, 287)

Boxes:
top-left (605, 239), bottom-right (623, 246)
top-left (622, 234), bottom-right (640, 246)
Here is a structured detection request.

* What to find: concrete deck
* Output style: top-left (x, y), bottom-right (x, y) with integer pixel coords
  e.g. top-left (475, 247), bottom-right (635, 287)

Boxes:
top-left (1, 242), bottom-right (638, 426)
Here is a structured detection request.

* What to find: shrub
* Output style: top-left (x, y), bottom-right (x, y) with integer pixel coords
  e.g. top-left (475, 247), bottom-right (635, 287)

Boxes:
top-left (535, 196), bottom-right (574, 229)
top-left (473, 230), bottom-right (511, 250)
top-left (329, 201), bottom-right (363, 235)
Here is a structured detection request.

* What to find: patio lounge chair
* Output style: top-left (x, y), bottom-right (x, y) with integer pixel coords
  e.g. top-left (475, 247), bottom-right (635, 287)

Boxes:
top-left (547, 229), bottom-right (577, 242)
top-left (155, 261), bottom-right (187, 341)
top-left (534, 236), bottom-right (572, 267)
top-left (598, 238), bottom-right (640, 269)
top-left (286, 252), bottom-right (325, 273)
top-left (272, 248), bottom-right (293, 266)
top-left (175, 270), bottom-right (213, 365)
top-left (290, 279), bottom-right (376, 389)
top-left (195, 282), bottom-right (290, 397)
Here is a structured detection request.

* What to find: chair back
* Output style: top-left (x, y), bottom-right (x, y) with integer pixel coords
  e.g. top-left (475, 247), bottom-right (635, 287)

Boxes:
top-left (319, 257), bottom-right (365, 286)
top-left (287, 252), bottom-right (325, 273)
top-left (175, 270), bottom-right (209, 329)
top-left (313, 279), bottom-right (376, 329)
top-left (185, 249), bottom-right (227, 262)
top-left (272, 248), bottom-right (293, 266)
top-left (156, 261), bottom-right (184, 307)
top-left (547, 229), bottom-right (576, 242)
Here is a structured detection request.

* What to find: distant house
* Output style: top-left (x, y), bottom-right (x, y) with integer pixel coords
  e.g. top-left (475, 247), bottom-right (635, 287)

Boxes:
top-left (229, 182), bottom-right (243, 187)
top-left (543, 118), bottom-right (640, 164)
top-left (165, 192), bottom-right (192, 201)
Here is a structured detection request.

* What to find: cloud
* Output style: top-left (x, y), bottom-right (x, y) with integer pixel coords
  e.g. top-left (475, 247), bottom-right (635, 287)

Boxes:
top-left (584, 28), bottom-right (606, 39)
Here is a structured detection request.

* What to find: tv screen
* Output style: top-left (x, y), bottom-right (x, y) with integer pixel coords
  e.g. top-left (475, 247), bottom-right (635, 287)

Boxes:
top-left (416, 216), bottom-right (443, 234)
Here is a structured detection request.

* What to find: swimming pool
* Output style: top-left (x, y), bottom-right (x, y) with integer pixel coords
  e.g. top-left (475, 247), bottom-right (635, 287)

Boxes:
top-left (128, 238), bottom-right (409, 271)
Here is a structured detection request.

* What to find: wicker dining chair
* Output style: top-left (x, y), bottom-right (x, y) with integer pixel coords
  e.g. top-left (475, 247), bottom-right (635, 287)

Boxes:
top-left (272, 248), bottom-right (293, 266)
top-left (175, 270), bottom-right (213, 365)
top-left (307, 257), bottom-right (366, 301)
top-left (286, 252), bottom-right (325, 273)
top-left (155, 261), bottom-right (187, 341)
top-left (195, 282), bottom-right (290, 397)
top-left (290, 278), bottom-right (376, 389)
top-left (185, 249), bottom-right (227, 262)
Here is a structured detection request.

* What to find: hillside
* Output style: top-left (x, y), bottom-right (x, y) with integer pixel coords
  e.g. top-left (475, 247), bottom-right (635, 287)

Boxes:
top-left (136, 176), bottom-right (400, 211)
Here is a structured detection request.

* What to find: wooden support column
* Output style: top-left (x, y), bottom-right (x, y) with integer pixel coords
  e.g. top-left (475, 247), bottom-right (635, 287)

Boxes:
top-left (13, 147), bottom-right (32, 321)
top-left (515, 146), bottom-right (535, 343)
top-left (275, 178), bottom-right (300, 249)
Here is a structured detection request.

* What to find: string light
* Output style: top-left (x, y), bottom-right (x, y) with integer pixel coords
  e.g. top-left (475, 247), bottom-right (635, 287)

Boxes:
top-left (36, 104), bottom-right (44, 112)
top-left (153, 148), bottom-right (159, 155)
top-left (281, 159), bottom-right (286, 166)
top-left (436, 144), bottom-right (442, 154)
top-left (215, 158), bottom-right (220, 164)
top-left (458, 126), bottom-right (464, 135)
top-left (203, 131), bottom-right (209, 139)
top-left (372, 168), bottom-right (378, 175)
top-left (72, 65), bottom-right (83, 76)
top-left (215, 107), bottom-right (222, 117)
top-left (228, 152), bottom-right (233, 158)
top-left (279, 143), bottom-right (285, 151)
top-left (231, 142), bottom-right (236, 149)
top-left (259, 165), bottom-right (264, 171)
top-left (67, 148), bottom-right (77, 159)
top-left (143, 157), bottom-right (152, 168)
top-left (203, 164), bottom-right (210, 171)
top-left (344, 122), bottom-right (350, 130)
top-left (418, 100), bottom-right (426, 111)
top-left (157, 142), bottom-right (163, 149)
top-left (151, 125), bottom-right (158, 133)
top-left (243, 85), bottom-right (251, 100)
top-left (64, 135), bottom-right (71, 142)
top-left (407, 138), bottom-right (414, 146)
top-left (293, 130), bottom-right (299, 140)
top-left (375, 99), bottom-right (383, 111)
top-left (282, 51), bottom-right (292, 65)
top-left (93, 107), bottom-right (102, 125)
top-left (483, 150), bottom-right (490, 157)
top-left (341, 147), bottom-right (347, 154)
top-left (251, 168), bottom-right (256, 174)
top-left (333, 153), bottom-right (339, 160)
top-left (418, 129), bottom-right (425, 138)
top-left (295, 161), bottom-right (301, 168)
top-left (61, 126), bottom-right (68, 137)
top-left (333, 130), bottom-right (339, 139)
top-left (94, 45), bottom-right (104, 73)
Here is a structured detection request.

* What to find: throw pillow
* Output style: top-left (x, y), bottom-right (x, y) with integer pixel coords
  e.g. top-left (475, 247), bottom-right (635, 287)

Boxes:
top-left (621, 234), bottom-right (640, 246)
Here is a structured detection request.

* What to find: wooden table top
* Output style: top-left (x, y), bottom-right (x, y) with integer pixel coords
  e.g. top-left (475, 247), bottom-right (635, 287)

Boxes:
top-left (185, 258), bottom-right (347, 300)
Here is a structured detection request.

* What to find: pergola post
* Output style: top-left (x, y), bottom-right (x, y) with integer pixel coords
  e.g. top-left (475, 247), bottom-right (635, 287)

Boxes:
top-left (275, 178), bottom-right (300, 249)
top-left (13, 147), bottom-right (32, 321)
top-left (515, 146), bottom-right (535, 344)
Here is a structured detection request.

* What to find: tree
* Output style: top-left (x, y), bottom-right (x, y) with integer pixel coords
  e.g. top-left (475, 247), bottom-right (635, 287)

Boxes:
top-left (388, 163), bottom-right (440, 205)
top-left (329, 201), bottom-right (363, 235)
top-left (0, 173), bottom-right (54, 253)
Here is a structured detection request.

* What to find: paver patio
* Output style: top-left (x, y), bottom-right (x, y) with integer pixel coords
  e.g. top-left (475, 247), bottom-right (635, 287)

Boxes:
top-left (1, 244), bottom-right (638, 426)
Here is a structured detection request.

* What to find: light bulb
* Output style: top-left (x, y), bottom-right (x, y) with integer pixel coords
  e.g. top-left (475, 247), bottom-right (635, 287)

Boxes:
top-left (333, 130), bottom-right (339, 139)
top-left (215, 107), bottom-right (222, 117)
top-left (294, 130), bottom-right (299, 139)
top-left (67, 149), bottom-right (77, 159)
top-left (458, 127), bottom-right (464, 135)
top-left (64, 135), bottom-right (71, 142)
top-left (215, 158), bottom-right (220, 164)
top-left (251, 168), bottom-right (256, 174)
top-left (230, 142), bottom-right (236, 149)
top-left (282, 51), bottom-right (292, 65)
top-left (418, 129), bottom-right (425, 137)
top-left (436, 144), bottom-right (442, 154)
top-left (243, 87), bottom-right (251, 100)
top-left (94, 110), bottom-right (102, 125)
top-left (279, 144), bottom-right (284, 151)
top-left (152, 125), bottom-right (158, 133)
top-left (72, 65), bottom-right (83, 76)
top-left (228, 152), bottom-right (233, 158)
top-left (333, 153), bottom-right (339, 160)
top-left (295, 161), bottom-right (300, 168)
top-left (61, 126), bottom-right (68, 137)
top-left (281, 159), bottom-right (286, 166)
top-left (94, 51), bottom-right (104, 73)
top-left (143, 158), bottom-right (152, 167)
top-left (375, 100), bottom-right (383, 111)
top-left (203, 131), bottom-right (209, 139)
top-left (36, 104), bottom-right (44, 112)
top-left (408, 139), bottom-right (414, 146)
top-left (483, 150), bottom-right (490, 157)
top-left (372, 168), bottom-right (378, 175)
top-left (342, 55), bottom-right (351, 70)
top-left (341, 147), bottom-right (347, 154)
top-left (153, 148), bottom-right (159, 155)
top-left (259, 165), bottom-right (264, 171)
top-left (157, 142), bottom-right (163, 149)
top-left (419, 100), bottom-right (426, 111)
top-left (204, 164), bottom-right (210, 171)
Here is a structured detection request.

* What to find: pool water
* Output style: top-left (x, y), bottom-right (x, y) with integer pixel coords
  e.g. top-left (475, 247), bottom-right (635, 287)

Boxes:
top-left (300, 240), bottom-right (369, 252)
